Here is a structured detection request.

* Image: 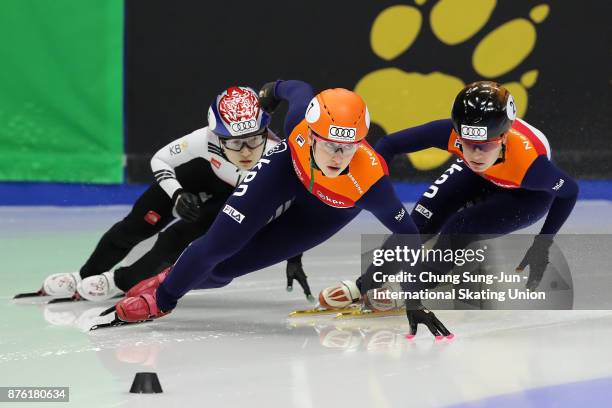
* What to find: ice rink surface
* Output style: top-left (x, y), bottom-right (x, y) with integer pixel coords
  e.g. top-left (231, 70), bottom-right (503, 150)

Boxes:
top-left (2, 200), bottom-right (612, 407)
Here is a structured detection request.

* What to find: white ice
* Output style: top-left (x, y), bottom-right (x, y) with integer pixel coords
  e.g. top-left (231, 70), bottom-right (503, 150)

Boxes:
top-left (1, 200), bottom-right (612, 407)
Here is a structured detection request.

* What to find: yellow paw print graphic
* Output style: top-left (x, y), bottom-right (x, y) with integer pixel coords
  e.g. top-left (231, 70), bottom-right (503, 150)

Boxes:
top-left (356, 0), bottom-right (550, 171)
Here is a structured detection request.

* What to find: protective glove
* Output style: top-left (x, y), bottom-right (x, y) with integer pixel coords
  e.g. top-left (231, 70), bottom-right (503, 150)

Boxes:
top-left (406, 304), bottom-right (453, 340)
top-left (286, 259), bottom-right (315, 303)
top-left (172, 190), bottom-right (201, 222)
top-left (258, 81), bottom-right (281, 113)
top-left (516, 235), bottom-right (554, 290)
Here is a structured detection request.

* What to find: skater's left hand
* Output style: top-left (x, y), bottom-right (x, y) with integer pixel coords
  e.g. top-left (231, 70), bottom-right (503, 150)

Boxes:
top-left (406, 307), bottom-right (452, 340)
top-left (286, 261), bottom-right (315, 303)
top-left (173, 191), bottom-right (202, 222)
top-left (516, 235), bottom-right (554, 290)
top-left (258, 82), bottom-right (281, 113)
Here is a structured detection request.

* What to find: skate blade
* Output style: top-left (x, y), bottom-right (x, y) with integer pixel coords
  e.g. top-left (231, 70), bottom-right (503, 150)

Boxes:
top-left (89, 316), bottom-right (126, 331)
top-left (13, 289), bottom-right (45, 299)
top-left (334, 308), bottom-right (405, 320)
top-left (99, 304), bottom-right (117, 316)
top-left (89, 312), bottom-right (151, 331)
top-left (288, 304), bottom-right (360, 317)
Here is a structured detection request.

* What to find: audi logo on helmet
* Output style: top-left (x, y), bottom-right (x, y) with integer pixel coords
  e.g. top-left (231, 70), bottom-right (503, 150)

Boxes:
top-left (460, 125), bottom-right (488, 141)
top-left (231, 119), bottom-right (258, 134)
top-left (328, 125), bottom-right (357, 142)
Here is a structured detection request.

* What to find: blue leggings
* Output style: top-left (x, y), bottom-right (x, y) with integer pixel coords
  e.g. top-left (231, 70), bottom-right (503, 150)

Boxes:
top-left (198, 198), bottom-right (359, 289)
top-left (407, 159), bottom-right (554, 288)
top-left (413, 159), bottom-right (553, 236)
top-left (362, 159), bottom-right (555, 293)
top-left (157, 145), bottom-right (360, 310)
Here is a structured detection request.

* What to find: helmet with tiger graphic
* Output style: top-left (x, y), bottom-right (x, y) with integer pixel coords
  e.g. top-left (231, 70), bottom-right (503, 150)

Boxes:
top-left (207, 86), bottom-right (271, 139)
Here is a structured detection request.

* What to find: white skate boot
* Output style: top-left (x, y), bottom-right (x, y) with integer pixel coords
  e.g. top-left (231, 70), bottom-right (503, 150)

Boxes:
top-left (318, 280), bottom-right (361, 309)
top-left (77, 271), bottom-right (122, 301)
top-left (43, 272), bottom-right (81, 298)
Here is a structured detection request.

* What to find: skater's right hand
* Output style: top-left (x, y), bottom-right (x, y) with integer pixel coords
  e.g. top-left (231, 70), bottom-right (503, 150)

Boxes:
top-left (258, 82), bottom-right (281, 113)
top-left (516, 235), bottom-right (554, 290)
top-left (286, 261), bottom-right (315, 303)
top-left (406, 306), bottom-right (453, 340)
top-left (173, 191), bottom-right (201, 222)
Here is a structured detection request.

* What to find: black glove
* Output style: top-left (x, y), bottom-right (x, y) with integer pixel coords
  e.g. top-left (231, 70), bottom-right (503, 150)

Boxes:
top-left (406, 306), bottom-right (452, 339)
top-left (286, 260), bottom-right (315, 302)
top-left (258, 81), bottom-right (281, 113)
top-left (516, 235), bottom-right (554, 290)
top-left (172, 190), bottom-right (201, 222)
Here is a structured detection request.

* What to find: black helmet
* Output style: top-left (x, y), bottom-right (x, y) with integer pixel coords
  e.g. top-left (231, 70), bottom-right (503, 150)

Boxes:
top-left (451, 81), bottom-right (517, 142)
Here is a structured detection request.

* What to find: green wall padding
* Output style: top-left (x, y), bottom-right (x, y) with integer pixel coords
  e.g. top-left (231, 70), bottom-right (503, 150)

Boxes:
top-left (0, 0), bottom-right (123, 183)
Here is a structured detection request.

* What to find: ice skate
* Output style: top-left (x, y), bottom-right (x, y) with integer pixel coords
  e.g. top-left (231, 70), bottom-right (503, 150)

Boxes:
top-left (90, 294), bottom-right (169, 330)
top-left (43, 272), bottom-right (81, 297)
top-left (77, 271), bottom-right (123, 302)
top-left (14, 272), bottom-right (82, 301)
top-left (288, 303), bottom-right (361, 317)
top-left (125, 267), bottom-right (171, 297)
top-left (319, 280), bottom-right (361, 308)
top-left (289, 280), bottom-right (362, 317)
top-left (334, 284), bottom-right (405, 319)
top-left (90, 268), bottom-right (172, 330)
top-left (290, 281), bottom-right (406, 319)
top-left (333, 305), bottom-right (405, 319)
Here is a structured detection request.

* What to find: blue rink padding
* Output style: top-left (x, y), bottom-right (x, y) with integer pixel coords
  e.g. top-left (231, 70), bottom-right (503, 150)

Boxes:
top-left (446, 376), bottom-right (612, 408)
top-left (0, 182), bottom-right (148, 206)
top-left (0, 180), bottom-right (611, 206)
